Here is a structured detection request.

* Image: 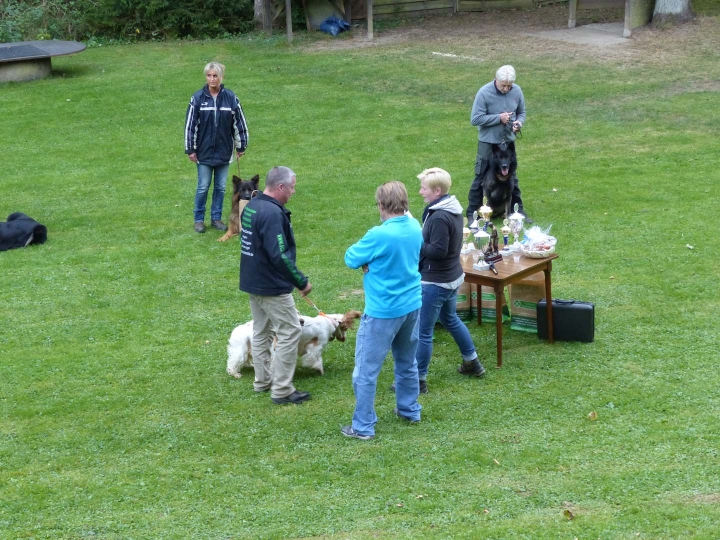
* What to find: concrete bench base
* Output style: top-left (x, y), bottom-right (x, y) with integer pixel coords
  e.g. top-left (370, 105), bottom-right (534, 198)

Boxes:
top-left (0, 40), bottom-right (85, 83)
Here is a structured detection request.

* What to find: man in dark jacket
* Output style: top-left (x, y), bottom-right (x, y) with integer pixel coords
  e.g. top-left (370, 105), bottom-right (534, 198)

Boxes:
top-left (184, 61), bottom-right (248, 233)
top-left (240, 166), bottom-right (313, 405)
top-left (416, 167), bottom-right (486, 392)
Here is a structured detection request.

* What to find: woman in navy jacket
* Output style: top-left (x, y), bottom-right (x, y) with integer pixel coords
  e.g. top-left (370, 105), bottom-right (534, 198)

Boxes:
top-left (184, 61), bottom-right (249, 233)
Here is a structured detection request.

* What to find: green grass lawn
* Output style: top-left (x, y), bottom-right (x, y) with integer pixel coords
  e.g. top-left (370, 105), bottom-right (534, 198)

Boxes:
top-left (2, 11), bottom-right (720, 539)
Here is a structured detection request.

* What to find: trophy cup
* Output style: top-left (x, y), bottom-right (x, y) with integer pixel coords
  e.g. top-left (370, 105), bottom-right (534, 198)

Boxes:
top-left (479, 197), bottom-right (493, 232)
top-left (500, 218), bottom-right (512, 255)
top-left (507, 203), bottom-right (526, 252)
top-left (473, 226), bottom-right (490, 258)
top-left (473, 222), bottom-right (503, 273)
top-left (460, 226), bottom-right (475, 255)
top-left (468, 210), bottom-right (481, 232)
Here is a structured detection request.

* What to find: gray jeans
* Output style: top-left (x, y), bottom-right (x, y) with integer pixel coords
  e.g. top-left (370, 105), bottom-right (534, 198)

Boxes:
top-left (249, 293), bottom-right (302, 398)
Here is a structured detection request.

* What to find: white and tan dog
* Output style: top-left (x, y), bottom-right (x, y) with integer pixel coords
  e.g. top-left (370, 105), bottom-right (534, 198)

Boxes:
top-left (226, 310), bottom-right (362, 378)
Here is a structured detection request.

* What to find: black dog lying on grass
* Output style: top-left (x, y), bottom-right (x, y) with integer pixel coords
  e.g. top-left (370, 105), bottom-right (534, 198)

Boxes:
top-left (483, 141), bottom-right (518, 219)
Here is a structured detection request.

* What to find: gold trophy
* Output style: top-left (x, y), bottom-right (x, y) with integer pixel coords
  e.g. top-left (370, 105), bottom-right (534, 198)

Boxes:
top-left (479, 197), bottom-right (493, 232)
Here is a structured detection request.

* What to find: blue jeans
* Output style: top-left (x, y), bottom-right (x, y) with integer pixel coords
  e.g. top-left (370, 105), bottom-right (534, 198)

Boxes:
top-left (351, 310), bottom-right (422, 436)
top-left (416, 284), bottom-right (478, 380)
top-left (194, 163), bottom-right (229, 222)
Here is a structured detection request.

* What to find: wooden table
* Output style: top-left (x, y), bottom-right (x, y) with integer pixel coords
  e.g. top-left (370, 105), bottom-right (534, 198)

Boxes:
top-left (461, 252), bottom-right (558, 368)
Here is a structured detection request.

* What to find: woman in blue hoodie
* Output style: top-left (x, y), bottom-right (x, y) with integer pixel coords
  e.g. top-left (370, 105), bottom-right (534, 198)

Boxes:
top-left (417, 168), bottom-right (486, 393)
top-left (342, 181), bottom-right (423, 440)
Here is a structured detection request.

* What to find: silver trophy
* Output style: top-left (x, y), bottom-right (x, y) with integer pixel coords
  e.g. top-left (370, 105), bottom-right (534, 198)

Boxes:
top-left (507, 203), bottom-right (525, 252)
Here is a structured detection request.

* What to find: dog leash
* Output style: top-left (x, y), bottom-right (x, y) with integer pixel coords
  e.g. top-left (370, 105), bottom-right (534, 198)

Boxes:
top-left (300, 294), bottom-right (326, 316)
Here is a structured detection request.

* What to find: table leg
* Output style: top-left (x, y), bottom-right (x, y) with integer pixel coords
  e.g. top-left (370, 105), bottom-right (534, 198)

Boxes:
top-left (494, 283), bottom-right (503, 368)
top-left (543, 261), bottom-right (555, 344)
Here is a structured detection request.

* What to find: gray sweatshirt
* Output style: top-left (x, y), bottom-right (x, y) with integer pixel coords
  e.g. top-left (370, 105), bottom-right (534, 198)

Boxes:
top-left (470, 80), bottom-right (526, 144)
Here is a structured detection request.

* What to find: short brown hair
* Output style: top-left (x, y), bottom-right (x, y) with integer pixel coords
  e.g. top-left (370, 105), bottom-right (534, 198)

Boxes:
top-left (375, 181), bottom-right (409, 215)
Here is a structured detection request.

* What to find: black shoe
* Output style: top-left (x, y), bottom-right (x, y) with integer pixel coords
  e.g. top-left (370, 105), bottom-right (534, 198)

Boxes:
top-left (271, 390), bottom-right (311, 404)
top-left (393, 408), bottom-right (420, 423)
top-left (341, 425), bottom-right (374, 440)
top-left (458, 359), bottom-right (487, 378)
top-left (211, 220), bottom-right (228, 231)
top-left (194, 221), bottom-right (205, 233)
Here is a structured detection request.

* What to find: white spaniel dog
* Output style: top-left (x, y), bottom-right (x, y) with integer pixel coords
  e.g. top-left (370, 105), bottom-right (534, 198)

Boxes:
top-left (226, 310), bottom-right (362, 378)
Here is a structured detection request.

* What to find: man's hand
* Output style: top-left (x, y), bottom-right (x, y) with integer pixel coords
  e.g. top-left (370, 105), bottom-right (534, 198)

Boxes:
top-left (499, 112), bottom-right (513, 124)
top-left (236, 151), bottom-right (244, 158)
top-left (361, 264), bottom-right (369, 274)
top-left (300, 282), bottom-right (313, 296)
top-left (188, 153), bottom-right (198, 163)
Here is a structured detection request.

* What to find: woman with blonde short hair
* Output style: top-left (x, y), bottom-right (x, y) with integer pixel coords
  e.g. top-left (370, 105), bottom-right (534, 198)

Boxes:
top-left (415, 167), bottom-right (486, 393)
top-left (184, 61), bottom-right (249, 233)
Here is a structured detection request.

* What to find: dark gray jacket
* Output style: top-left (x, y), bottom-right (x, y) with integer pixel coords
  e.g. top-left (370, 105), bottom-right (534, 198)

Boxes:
top-left (419, 195), bottom-right (464, 284)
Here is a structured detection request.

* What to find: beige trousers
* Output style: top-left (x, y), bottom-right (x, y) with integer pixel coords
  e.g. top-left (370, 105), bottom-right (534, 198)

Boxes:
top-left (248, 293), bottom-right (302, 399)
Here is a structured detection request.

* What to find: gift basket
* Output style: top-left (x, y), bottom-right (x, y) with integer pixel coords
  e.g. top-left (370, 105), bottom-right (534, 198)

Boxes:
top-left (521, 225), bottom-right (557, 258)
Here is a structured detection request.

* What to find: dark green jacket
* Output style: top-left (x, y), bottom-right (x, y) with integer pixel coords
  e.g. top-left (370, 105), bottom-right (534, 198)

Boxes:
top-left (239, 193), bottom-right (308, 295)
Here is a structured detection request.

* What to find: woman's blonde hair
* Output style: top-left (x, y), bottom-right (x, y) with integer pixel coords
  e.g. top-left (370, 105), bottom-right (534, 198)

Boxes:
top-left (204, 61), bottom-right (225, 78)
top-left (417, 167), bottom-right (451, 195)
top-left (375, 181), bottom-right (409, 215)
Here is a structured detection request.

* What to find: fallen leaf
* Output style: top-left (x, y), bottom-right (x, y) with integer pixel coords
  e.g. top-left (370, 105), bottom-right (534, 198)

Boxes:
top-left (396, 503), bottom-right (403, 507)
top-left (686, 244), bottom-right (694, 250)
top-left (415, 494), bottom-right (425, 499)
top-left (493, 458), bottom-right (500, 465)
top-left (552, 188), bottom-right (558, 192)
top-left (588, 411), bottom-right (598, 421)
top-left (564, 508), bottom-right (575, 520)
top-left (483, 509), bottom-right (490, 514)
top-left (609, 276), bottom-right (615, 279)
top-left (205, 340), bottom-right (210, 345)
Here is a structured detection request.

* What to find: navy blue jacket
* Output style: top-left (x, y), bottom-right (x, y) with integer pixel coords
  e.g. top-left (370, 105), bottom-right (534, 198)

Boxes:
top-left (239, 193), bottom-right (308, 296)
top-left (184, 84), bottom-right (248, 166)
top-left (0, 212), bottom-right (47, 251)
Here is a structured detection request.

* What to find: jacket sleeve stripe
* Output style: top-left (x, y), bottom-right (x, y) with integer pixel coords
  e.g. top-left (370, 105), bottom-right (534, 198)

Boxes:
top-left (184, 99), bottom-right (196, 153)
top-left (233, 96), bottom-right (249, 152)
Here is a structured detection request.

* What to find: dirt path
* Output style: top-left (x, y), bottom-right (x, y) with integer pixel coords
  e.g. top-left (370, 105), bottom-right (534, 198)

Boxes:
top-left (302, 5), bottom-right (719, 65)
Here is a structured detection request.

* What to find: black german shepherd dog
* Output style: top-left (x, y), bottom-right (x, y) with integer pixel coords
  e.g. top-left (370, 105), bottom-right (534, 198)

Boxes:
top-left (218, 174), bottom-right (260, 242)
top-left (483, 141), bottom-right (517, 219)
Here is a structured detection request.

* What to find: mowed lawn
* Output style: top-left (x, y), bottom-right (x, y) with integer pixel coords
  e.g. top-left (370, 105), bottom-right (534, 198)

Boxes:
top-left (1, 8), bottom-right (720, 539)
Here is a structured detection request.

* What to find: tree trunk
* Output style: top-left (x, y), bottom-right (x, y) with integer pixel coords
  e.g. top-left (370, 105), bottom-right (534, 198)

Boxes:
top-left (653, 0), bottom-right (694, 26)
top-left (254, 0), bottom-right (265, 26)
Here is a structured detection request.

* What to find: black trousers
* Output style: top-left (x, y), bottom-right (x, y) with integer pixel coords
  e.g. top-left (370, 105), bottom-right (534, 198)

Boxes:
top-left (466, 141), bottom-right (525, 222)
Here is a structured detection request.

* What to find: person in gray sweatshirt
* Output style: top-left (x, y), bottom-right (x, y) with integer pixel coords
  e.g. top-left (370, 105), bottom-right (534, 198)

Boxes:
top-left (467, 65), bottom-right (531, 223)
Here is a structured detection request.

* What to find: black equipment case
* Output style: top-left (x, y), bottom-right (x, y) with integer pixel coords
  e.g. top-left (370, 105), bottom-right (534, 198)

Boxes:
top-left (537, 299), bottom-right (595, 343)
